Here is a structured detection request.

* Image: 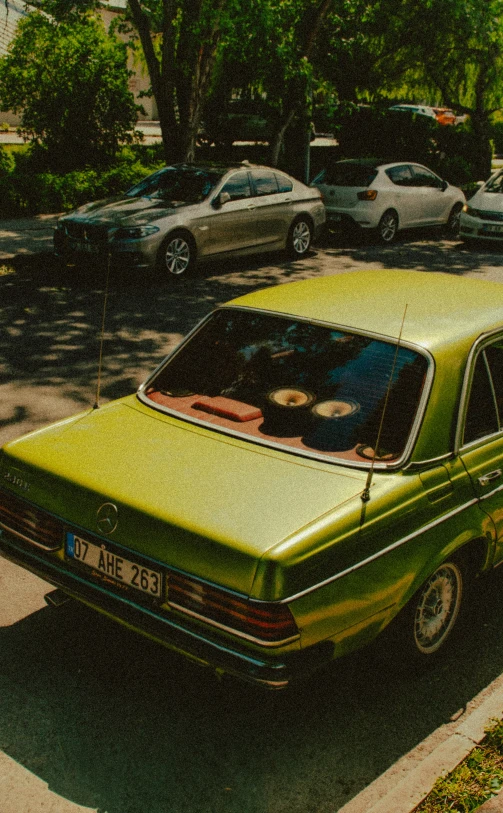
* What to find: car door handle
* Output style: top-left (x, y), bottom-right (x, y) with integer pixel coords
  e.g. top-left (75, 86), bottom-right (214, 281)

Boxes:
top-left (478, 469), bottom-right (503, 487)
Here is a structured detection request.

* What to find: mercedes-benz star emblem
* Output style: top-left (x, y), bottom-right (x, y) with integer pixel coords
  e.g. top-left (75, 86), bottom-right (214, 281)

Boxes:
top-left (96, 502), bottom-right (118, 535)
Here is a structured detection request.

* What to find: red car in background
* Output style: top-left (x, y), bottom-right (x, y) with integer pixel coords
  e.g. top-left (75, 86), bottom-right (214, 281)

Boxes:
top-left (433, 107), bottom-right (456, 125)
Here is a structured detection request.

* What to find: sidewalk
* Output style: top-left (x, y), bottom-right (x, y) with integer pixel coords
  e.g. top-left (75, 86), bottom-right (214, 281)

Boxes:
top-left (340, 673), bottom-right (503, 813)
top-left (0, 213), bottom-right (60, 261)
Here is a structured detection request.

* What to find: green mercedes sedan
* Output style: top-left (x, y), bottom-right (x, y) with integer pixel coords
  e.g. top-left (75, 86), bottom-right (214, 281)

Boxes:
top-left (1, 270), bottom-right (503, 688)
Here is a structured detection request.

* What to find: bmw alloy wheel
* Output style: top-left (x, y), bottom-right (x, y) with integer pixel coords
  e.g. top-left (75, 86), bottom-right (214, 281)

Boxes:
top-left (289, 219), bottom-right (312, 257)
top-left (163, 235), bottom-right (193, 276)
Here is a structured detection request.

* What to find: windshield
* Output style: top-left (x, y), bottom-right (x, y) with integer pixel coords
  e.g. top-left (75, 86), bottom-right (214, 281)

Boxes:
top-left (126, 167), bottom-right (224, 203)
top-left (485, 170), bottom-right (503, 194)
top-left (143, 309), bottom-right (428, 464)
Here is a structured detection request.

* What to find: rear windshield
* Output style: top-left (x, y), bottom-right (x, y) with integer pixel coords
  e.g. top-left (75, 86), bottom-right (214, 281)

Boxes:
top-left (143, 309), bottom-right (428, 464)
top-left (314, 163), bottom-right (378, 187)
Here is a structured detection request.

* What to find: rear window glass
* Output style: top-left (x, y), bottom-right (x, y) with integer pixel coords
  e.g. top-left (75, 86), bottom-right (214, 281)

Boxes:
top-left (276, 173), bottom-right (293, 193)
top-left (315, 163), bottom-right (378, 187)
top-left (144, 310), bottom-right (428, 464)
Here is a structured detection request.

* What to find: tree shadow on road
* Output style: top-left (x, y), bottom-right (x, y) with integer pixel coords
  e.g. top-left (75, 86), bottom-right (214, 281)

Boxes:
top-left (2, 568), bottom-right (503, 813)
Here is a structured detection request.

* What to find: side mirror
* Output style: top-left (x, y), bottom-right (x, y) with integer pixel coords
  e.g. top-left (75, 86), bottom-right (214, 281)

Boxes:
top-left (212, 191), bottom-right (231, 208)
top-left (441, 179), bottom-right (448, 191)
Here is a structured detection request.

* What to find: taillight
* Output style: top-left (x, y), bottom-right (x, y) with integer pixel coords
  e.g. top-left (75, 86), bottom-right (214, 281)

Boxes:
top-left (357, 190), bottom-right (378, 201)
top-left (0, 489), bottom-right (63, 550)
top-left (167, 572), bottom-right (299, 644)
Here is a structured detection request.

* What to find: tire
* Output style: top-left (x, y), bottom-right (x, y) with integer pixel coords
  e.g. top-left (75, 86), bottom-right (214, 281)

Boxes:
top-left (445, 203), bottom-right (463, 236)
top-left (377, 210), bottom-right (398, 243)
top-left (287, 217), bottom-right (313, 258)
top-left (159, 232), bottom-right (195, 277)
top-left (395, 559), bottom-right (465, 666)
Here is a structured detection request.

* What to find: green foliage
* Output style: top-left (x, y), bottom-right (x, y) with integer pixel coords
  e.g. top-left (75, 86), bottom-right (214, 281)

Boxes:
top-left (331, 106), bottom-right (480, 185)
top-left (417, 717), bottom-right (503, 812)
top-left (0, 9), bottom-right (140, 171)
top-left (0, 146), bottom-right (163, 217)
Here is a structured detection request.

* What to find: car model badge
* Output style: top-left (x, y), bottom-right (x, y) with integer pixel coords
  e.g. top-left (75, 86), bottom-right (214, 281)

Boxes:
top-left (96, 502), bottom-right (118, 535)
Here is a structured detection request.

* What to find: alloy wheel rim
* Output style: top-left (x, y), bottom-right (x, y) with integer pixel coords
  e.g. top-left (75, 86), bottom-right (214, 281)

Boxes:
top-left (381, 215), bottom-right (397, 241)
top-left (165, 238), bottom-right (190, 275)
top-left (292, 222), bottom-right (310, 255)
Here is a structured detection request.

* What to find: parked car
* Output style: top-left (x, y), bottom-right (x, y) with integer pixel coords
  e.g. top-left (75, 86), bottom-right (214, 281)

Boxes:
top-left (198, 99), bottom-right (274, 148)
top-left (432, 107), bottom-right (457, 126)
top-left (53, 163), bottom-right (325, 275)
top-left (311, 159), bottom-right (465, 242)
top-left (460, 168), bottom-right (503, 244)
top-left (389, 104), bottom-right (438, 119)
top-left (2, 270), bottom-right (503, 688)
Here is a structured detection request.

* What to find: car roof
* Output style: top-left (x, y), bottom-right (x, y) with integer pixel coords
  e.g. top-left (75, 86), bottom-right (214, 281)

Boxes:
top-left (169, 162), bottom-right (291, 175)
top-left (226, 271), bottom-right (503, 356)
top-left (326, 159), bottom-right (425, 171)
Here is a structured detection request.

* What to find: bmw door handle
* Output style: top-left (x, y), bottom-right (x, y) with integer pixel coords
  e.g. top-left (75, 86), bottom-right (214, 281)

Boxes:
top-left (478, 469), bottom-right (503, 487)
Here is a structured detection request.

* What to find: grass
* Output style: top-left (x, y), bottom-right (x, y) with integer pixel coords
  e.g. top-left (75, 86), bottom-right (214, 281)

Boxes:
top-left (416, 718), bottom-right (503, 812)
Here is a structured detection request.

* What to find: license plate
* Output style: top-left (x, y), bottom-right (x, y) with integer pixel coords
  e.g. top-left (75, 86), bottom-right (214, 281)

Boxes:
top-left (482, 224), bottom-right (503, 234)
top-left (66, 533), bottom-right (163, 598)
top-left (70, 239), bottom-right (100, 254)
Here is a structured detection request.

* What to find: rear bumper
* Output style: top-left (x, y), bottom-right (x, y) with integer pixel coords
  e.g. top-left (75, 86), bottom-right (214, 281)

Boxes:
top-left (325, 212), bottom-right (375, 231)
top-left (0, 531), bottom-right (332, 689)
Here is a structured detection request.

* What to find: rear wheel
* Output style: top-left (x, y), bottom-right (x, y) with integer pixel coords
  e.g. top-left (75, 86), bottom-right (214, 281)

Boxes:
top-left (377, 210), bottom-right (398, 243)
top-left (393, 559), bottom-right (465, 666)
top-left (159, 232), bottom-right (195, 277)
top-left (287, 217), bottom-right (312, 258)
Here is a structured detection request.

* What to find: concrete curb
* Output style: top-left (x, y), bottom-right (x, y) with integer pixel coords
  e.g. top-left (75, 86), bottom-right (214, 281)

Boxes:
top-left (338, 673), bottom-right (503, 813)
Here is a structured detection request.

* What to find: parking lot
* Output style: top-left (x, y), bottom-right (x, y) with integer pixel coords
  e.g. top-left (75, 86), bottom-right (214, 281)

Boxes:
top-left (2, 231), bottom-right (503, 813)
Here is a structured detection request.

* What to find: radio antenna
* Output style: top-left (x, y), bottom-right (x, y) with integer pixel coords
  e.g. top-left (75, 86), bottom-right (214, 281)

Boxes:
top-left (93, 253), bottom-right (112, 410)
top-left (361, 303), bottom-right (408, 503)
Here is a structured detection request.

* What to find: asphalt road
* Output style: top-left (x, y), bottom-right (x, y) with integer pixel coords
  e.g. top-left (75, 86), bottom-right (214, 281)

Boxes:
top-left (2, 231), bottom-right (503, 813)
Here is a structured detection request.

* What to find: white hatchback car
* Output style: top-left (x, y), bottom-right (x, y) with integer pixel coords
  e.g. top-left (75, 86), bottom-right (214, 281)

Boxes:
top-left (311, 159), bottom-right (465, 243)
top-left (460, 168), bottom-right (503, 244)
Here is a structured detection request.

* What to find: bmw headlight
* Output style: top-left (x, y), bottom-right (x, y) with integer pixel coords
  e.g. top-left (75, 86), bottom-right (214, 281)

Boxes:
top-left (113, 225), bottom-right (160, 240)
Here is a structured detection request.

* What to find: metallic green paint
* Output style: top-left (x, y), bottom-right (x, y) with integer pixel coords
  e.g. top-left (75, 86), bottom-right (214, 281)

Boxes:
top-left (1, 270), bottom-right (503, 687)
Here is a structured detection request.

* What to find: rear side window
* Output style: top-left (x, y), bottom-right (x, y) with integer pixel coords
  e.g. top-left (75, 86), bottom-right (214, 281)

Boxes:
top-left (316, 163), bottom-right (378, 187)
top-left (463, 342), bottom-right (503, 444)
top-left (251, 170), bottom-right (278, 196)
top-left (275, 173), bottom-right (293, 193)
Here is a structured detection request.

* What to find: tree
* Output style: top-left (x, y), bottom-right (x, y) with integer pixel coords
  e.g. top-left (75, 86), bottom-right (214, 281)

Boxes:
top-left (0, 7), bottom-right (139, 171)
top-left (332, 0), bottom-right (503, 179)
top-left (403, 0), bottom-right (503, 178)
top-left (121, 0), bottom-right (229, 163)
